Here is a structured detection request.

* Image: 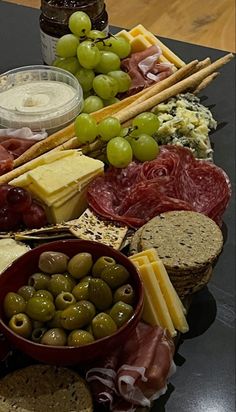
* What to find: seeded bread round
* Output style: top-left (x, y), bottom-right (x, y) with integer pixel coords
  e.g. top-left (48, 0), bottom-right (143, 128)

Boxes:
top-left (129, 226), bottom-right (144, 255)
top-left (140, 211), bottom-right (223, 274)
top-left (0, 365), bottom-right (93, 412)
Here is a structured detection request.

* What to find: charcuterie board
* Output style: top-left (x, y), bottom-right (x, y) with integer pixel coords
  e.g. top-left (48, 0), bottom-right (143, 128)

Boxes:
top-left (0, 2), bottom-right (235, 412)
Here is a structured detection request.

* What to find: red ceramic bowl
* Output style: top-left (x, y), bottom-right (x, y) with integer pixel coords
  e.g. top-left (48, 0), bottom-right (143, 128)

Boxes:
top-left (0, 239), bottom-right (143, 366)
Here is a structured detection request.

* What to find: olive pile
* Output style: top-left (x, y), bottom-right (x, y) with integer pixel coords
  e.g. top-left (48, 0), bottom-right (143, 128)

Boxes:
top-left (3, 251), bottom-right (135, 347)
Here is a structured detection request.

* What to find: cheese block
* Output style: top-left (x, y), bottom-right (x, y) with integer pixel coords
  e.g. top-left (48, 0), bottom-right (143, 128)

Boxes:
top-left (151, 261), bottom-right (189, 333)
top-left (116, 29), bottom-right (134, 43)
top-left (130, 248), bottom-right (157, 262)
top-left (130, 255), bottom-right (150, 266)
top-left (132, 260), bottom-right (176, 337)
top-left (142, 291), bottom-right (161, 327)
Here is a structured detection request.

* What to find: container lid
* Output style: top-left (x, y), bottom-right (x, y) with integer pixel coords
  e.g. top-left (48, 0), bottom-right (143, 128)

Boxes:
top-left (0, 65), bottom-right (83, 133)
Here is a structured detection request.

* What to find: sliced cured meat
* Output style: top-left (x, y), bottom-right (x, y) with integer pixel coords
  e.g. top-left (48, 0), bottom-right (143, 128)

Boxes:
top-left (121, 46), bottom-right (173, 97)
top-left (86, 322), bottom-right (175, 411)
top-left (0, 137), bottom-right (37, 159)
top-left (0, 145), bottom-right (14, 176)
top-left (87, 145), bottom-right (231, 227)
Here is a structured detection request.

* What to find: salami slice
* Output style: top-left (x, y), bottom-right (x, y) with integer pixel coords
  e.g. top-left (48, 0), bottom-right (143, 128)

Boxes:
top-left (0, 145), bottom-right (14, 176)
top-left (87, 146), bottom-right (231, 227)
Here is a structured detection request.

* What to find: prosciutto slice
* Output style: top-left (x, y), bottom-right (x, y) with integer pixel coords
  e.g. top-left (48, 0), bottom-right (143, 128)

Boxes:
top-left (86, 322), bottom-right (175, 411)
top-left (0, 145), bottom-right (14, 176)
top-left (0, 137), bottom-right (37, 159)
top-left (87, 145), bottom-right (231, 227)
top-left (121, 46), bottom-right (173, 96)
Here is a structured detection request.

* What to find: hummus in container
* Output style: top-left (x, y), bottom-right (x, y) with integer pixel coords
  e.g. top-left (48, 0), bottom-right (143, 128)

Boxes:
top-left (0, 66), bottom-right (83, 134)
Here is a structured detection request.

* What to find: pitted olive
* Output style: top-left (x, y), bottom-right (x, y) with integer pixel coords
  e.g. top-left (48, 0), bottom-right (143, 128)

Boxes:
top-left (72, 281), bottom-right (90, 301)
top-left (60, 301), bottom-right (92, 330)
top-left (113, 284), bottom-right (135, 305)
top-left (41, 328), bottom-right (67, 346)
top-left (67, 329), bottom-right (94, 346)
top-left (109, 301), bottom-right (134, 327)
top-left (92, 313), bottom-right (117, 339)
top-left (8, 313), bottom-right (32, 338)
top-left (34, 289), bottom-right (54, 302)
top-left (17, 285), bottom-right (35, 301)
top-left (38, 251), bottom-right (69, 274)
top-left (3, 292), bottom-right (26, 319)
top-left (48, 274), bottom-right (73, 297)
top-left (88, 278), bottom-right (112, 310)
top-left (55, 292), bottom-right (76, 310)
top-left (92, 256), bottom-right (116, 277)
top-left (26, 297), bottom-right (55, 322)
top-left (100, 264), bottom-right (130, 289)
top-left (28, 273), bottom-right (50, 290)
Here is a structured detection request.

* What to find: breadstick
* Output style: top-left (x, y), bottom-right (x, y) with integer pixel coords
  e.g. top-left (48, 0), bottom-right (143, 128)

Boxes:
top-left (13, 123), bottom-right (76, 168)
top-left (114, 53), bottom-right (234, 123)
top-left (193, 72), bottom-right (219, 94)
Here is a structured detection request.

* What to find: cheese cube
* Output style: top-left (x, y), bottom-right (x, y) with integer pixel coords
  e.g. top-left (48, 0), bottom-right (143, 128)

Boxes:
top-left (115, 29), bottom-right (134, 43)
top-left (130, 35), bottom-right (152, 52)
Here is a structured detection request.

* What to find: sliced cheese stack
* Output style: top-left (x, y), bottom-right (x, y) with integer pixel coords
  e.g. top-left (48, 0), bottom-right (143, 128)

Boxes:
top-left (130, 248), bottom-right (189, 337)
top-left (10, 150), bottom-right (104, 224)
top-left (116, 24), bottom-right (185, 68)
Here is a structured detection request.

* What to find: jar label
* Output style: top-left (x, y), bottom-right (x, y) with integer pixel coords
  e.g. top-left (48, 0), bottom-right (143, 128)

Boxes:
top-left (40, 29), bottom-right (58, 65)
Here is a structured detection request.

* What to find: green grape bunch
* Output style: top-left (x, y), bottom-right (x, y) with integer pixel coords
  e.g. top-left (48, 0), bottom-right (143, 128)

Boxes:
top-left (53, 11), bottom-right (132, 112)
top-left (74, 112), bottom-right (161, 168)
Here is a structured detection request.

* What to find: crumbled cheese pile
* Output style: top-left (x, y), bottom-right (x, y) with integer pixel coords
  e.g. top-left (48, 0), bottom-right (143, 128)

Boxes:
top-left (153, 93), bottom-right (217, 159)
top-left (0, 239), bottom-right (30, 274)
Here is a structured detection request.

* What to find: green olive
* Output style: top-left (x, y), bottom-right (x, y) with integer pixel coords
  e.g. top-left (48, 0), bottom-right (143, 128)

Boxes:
top-left (41, 328), bottom-right (67, 346)
top-left (32, 320), bottom-right (44, 329)
top-left (38, 251), bottom-right (69, 274)
top-left (109, 301), bottom-right (134, 327)
top-left (68, 253), bottom-right (93, 279)
top-left (72, 281), bottom-right (89, 301)
top-left (68, 329), bottom-right (94, 346)
top-left (33, 290), bottom-right (54, 302)
top-left (55, 292), bottom-right (76, 310)
top-left (92, 313), bottom-right (117, 339)
top-left (63, 273), bottom-right (77, 289)
top-left (113, 284), bottom-right (135, 305)
top-left (17, 286), bottom-right (35, 301)
top-left (80, 276), bottom-right (92, 283)
top-left (28, 273), bottom-right (50, 290)
top-left (60, 301), bottom-right (92, 330)
top-left (78, 300), bottom-right (96, 323)
top-left (26, 297), bottom-right (55, 322)
top-left (92, 256), bottom-right (116, 277)
top-left (89, 278), bottom-right (112, 311)
top-left (31, 327), bottom-right (47, 343)
top-left (8, 313), bottom-right (32, 338)
top-left (48, 274), bottom-right (73, 297)
top-left (100, 264), bottom-right (130, 289)
top-left (47, 310), bottom-right (63, 328)
top-left (3, 292), bottom-right (26, 319)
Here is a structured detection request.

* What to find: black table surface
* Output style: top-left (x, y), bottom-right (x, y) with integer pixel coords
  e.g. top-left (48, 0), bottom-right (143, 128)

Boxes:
top-left (0, 2), bottom-right (235, 411)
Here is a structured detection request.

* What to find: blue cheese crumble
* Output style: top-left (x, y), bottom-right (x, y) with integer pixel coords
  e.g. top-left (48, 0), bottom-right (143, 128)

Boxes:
top-left (152, 93), bottom-right (217, 159)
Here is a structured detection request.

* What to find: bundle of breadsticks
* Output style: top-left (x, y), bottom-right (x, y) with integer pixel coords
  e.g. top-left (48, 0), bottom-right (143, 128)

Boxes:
top-left (0, 53), bottom-right (233, 185)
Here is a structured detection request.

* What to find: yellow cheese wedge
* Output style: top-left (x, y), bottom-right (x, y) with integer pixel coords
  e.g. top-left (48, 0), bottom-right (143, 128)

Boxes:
top-left (130, 248), bottom-right (157, 262)
top-left (45, 187), bottom-right (88, 224)
top-left (131, 255), bottom-right (150, 266)
top-left (142, 292), bottom-right (161, 326)
top-left (116, 29), bottom-right (134, 43)
top-left (134, 262), bottom-right (176, 337)
top-left (151, 261), bottom-right (189, 333)
top-left (28, 153), bottom-right (103, 196)
top-left (130, 35), bottom-right (152, 53)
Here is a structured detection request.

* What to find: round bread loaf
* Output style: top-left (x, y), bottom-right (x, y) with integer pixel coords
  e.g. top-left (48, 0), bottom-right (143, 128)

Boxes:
top-left (0, 365), bottom-right (93, 412)
top-left (140, 211), bottom-right (223, 274)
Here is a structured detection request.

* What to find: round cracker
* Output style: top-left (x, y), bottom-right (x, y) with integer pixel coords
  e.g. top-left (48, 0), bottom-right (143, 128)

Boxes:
top-left (0, 365), bottom-right (93, 412)
top-left (140, 211), bottom-right (223, 273)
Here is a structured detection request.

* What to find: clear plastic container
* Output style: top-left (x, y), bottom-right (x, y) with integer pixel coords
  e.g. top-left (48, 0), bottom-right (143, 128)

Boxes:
top-left (0, 65), bottom-right (83, 134)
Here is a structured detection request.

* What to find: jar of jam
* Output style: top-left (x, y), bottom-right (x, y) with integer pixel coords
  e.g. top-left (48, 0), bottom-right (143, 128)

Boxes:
top-left (40, 0), bottom-right (109, 65)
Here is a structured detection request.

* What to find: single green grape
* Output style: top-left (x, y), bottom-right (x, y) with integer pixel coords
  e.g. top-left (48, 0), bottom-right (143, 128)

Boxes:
top-left (53, 56), bottom-right (81, 75)
top-left (103, 37), bottom-right (131, 58)
top-left (93, 75), bottom-right (118, 100)
top-left (87, 30), bottom-right (106, 50)
top-left (69, 11), bottom-right (92, 37)
top-left (98, 117), bottom-right (121, 141)
top-left (77, 41), bottom-right (101, 69)
top-left (75, 67), bottom-right (95, 92)
top-left (131, 133), bottom-right (159, 162)
top-left (107, 137), bottom-right (133, 168)
top-left (74, 113), bottom-right (98, 144)
top-left (95, 51), bottom-right (120, 74)
top-left (56, 34), bottom-right (79, 58)
top-left (108, 70), bottom-right (131, 93)
top-left (82, 96), bottom-right (104, 113)
top-left (132, 112), bottom-right (160, 136)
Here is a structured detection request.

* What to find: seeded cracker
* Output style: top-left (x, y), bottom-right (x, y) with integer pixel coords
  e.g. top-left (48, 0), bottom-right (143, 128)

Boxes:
top-left (69, 208), bottom-right (128, 250)
top-left (140, 211), bottom-right (223, 274)
top-left (0, 365), bottom-right (93, 412)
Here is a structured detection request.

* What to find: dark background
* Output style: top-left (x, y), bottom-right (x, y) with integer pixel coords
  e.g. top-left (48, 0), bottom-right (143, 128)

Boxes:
top-left (0, 2), bottom-right (235, 411)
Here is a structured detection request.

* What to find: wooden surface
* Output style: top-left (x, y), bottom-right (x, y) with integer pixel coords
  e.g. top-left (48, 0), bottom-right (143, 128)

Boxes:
top-left (5, 0), bottom-right (236, 52)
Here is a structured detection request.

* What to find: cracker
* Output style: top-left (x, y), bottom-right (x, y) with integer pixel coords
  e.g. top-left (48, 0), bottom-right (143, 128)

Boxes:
top-left (140, 211), bottom-right (223, 273)
top-left (69, 208), bottom-right (128, 250)
top-left (0, 365), bottom-right (93, 412)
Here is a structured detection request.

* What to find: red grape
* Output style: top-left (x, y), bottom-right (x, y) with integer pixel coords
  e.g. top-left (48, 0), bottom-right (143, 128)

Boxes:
top-left (0, 184), bottom-right (12, 207)
top-left (0, 207), bottom-right (22, 231)
top-left (22, 202), bottom-right (48, 229)
top-left (6, 186), bottom-right (32, 213)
